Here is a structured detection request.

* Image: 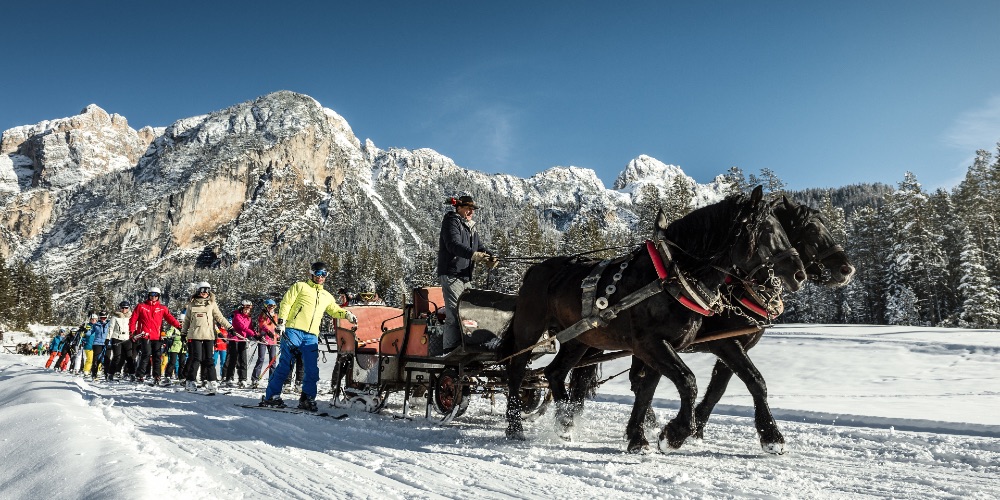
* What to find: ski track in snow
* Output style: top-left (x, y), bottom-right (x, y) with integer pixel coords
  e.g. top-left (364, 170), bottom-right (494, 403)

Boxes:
top-left (3, 324), bottom-right (1000, 499)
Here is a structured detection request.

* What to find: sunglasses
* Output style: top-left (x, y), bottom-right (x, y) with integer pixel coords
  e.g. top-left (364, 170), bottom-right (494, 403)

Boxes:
top-left (313, 270), bottom-right (329, 277)
top-left (149, 293), bottom-right (160, 297)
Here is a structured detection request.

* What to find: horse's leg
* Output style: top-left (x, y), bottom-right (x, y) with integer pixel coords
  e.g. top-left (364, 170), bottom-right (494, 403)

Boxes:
top-left (709, 339), bottom-right (785, 454)
top-left (567, 349), bottom-right (601, 422)
top-left (693, 358), bottom-right (735, 439)
top-left (505, 350), bottom-right (530, 439)
top-left (633, 339), bottom-right (698, 452)
top-left (505, 309), bottom-right (549, 440)
top-left (545, 341), bottom-right (591, 440)
top-left (624, 357), bottom-right (658, 452)
top-left (626, 358), bottom-right (660, 430)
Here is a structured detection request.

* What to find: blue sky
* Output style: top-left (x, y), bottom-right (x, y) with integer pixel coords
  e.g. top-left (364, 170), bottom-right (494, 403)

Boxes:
top-left (3, 1), bottom-right (999, 190)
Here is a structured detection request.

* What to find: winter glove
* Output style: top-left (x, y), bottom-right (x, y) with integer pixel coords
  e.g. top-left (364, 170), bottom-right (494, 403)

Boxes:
top-left (275, 321), bottom-right (285, 336)
top-left (344, 311), bottom-right (358, 324)
top-left (471, 251), bottom-right (490, 263)
top-left (487, 255), bottom-right (500, 269)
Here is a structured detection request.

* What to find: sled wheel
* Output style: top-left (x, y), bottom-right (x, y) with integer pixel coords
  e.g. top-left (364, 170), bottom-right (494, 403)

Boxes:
top-left (433, 368), bottom-right (470, 418)
top-left (519, 387), bottom-right (549, 416)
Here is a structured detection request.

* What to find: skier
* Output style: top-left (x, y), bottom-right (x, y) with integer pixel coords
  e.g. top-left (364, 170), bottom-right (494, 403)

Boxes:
top-left (223, 299), bottom-right (254, 388)
top-left (79, 314), bottom-right (98, 375)
top-left (250, 299), bottom-right (279, 389)
top-left (214, 333), bottom-right (228, 379)
top-left (161, 324), bottom-right (183, 385)
top-left (129, 287), bottom-right (183, 385)
top-left (260, 262), bottom-right (357, 411)
top-left (181, 282), bottom-right (232, 394)
top-left (55, 327), bottom-right (79, 372)
top-left (106, 301), bottom-right (133, 382)
top-left (44, 330), bottom-right (65, 369)
top-left (89, 311), bottom-right (110, 381)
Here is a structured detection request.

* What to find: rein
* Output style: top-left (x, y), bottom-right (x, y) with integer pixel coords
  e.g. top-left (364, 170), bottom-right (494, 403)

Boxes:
top-left (498, 245), bottom-right (638, 265)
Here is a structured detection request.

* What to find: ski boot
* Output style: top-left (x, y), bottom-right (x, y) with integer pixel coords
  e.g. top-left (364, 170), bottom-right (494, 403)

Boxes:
top-left (185, 381), bottom-right (198, 392)
top-left (297, 393), bottom-right (318, 412)
top-left (259, 395), bottom-right (286, 408)
top-left (237, 380), bottom-right (246, 389)
top-left (205, 381), bottom-right (219, 395)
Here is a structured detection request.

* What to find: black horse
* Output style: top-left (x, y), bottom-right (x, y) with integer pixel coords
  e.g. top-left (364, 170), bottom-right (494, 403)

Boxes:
top-left (500, 186), bottom-right (806, 449)
top-left (569, 196), bottom-right (855, 453)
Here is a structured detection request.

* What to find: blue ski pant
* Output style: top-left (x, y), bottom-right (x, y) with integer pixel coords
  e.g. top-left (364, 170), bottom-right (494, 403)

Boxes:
top-left (265, 328), bottom-right (319, 400)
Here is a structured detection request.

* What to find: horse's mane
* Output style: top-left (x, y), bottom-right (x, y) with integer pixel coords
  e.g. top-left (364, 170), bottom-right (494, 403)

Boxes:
top-left (663, 192), bottom-right (769, 278)
top-left (773, 199), bottom-right (829, 237)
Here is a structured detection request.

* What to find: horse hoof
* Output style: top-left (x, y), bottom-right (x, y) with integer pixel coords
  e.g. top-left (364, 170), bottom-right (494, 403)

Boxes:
top-left (762, 442), bottom-right (785, 455)
top-left (626, 439), bottom-right (650, 454)
top-left (656, 436), bottom-right (679, 453)
top-left (506, 429), bottom-right (526, 441)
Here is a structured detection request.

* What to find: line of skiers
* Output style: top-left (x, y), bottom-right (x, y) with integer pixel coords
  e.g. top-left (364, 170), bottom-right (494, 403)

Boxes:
top-left (41, 261), bottom-right (355, 413)
top-left (44, 282), bottom-right (305, 395)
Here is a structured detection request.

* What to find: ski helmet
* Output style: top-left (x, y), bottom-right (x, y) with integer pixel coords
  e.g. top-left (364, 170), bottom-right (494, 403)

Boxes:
top-left (240, 299), bottom-right (252, 307)
top-left (118, 300), bottom-right (130, 309)
top-left (98, 311), bottom-right (108, 318)
top-left (148, 287), bottom-right (162, 295)
top-left (310, 261), bottom-right (329, 277)
top-left (89, 313), bottom-right (98, 320)
top-left (264, 299), bottom-right (276, 306)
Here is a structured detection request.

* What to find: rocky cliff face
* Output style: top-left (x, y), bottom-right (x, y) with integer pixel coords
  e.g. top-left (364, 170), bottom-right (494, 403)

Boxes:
top-left (0, 90), bottom-right (728, 316)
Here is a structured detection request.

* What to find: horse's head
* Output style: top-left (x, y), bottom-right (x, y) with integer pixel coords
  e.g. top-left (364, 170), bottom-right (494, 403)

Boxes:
top-left (658, 186), bottom-right (806, 292)
top-left (772, 196), bottom-right (855, 287)
top-left (733, 186), bottom-right (807, 292)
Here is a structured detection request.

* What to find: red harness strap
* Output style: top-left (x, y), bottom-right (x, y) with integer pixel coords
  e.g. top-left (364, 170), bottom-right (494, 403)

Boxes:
top-left (646, 240), bottom-right (714, 316)
top-left (739, 297), bottom-right (772, 318)
top-left (723, 275), bottom-right (779, 320)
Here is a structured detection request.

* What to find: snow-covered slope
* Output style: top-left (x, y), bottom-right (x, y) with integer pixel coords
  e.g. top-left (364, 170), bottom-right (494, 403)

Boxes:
top-left (1, 324), bottom-right (998, 499)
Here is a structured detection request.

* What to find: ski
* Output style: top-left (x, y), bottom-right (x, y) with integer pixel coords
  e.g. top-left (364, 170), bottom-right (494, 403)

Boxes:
top-left (236, 404), bottom-right (348, 419)
top-left (193, 391), bottom-right (232, 396)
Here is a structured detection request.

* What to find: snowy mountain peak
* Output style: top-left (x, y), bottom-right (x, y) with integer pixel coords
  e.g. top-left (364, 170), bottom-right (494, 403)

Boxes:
top-left (613, 154), bottom-right (688, 191)
top-left (531, 166), bottom-right (606, 191)
top-left (0, 103), bottom-right (151, 191)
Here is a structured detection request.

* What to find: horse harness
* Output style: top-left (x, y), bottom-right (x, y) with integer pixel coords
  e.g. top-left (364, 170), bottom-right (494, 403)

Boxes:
top-left (502, 239), bottom-right (725, 362)
top-left (500, 237), bottom-right (791, 362)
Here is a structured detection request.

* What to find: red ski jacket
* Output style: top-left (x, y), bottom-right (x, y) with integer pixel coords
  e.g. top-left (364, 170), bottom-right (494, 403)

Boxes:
top-left (129, 300), bottom-right (182, 341)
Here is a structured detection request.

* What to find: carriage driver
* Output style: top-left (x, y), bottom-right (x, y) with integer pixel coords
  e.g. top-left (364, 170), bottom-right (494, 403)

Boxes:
top-left (437, 195), bottom-right (499, 355)
top-left (260, 261), bottom-right (358, 411)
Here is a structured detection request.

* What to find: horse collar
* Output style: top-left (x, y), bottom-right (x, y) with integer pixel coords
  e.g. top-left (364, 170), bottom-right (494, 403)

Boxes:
top-left (646, 240), bottom-right (719, 317)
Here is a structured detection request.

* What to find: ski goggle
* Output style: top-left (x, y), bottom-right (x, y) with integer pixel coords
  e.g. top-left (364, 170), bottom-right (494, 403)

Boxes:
top-left (313, 269), bottom-right (329, 277)
top-left (198, 287), bottom-right (210, 294)
top-left (148, 292), bottom-right (160, 297)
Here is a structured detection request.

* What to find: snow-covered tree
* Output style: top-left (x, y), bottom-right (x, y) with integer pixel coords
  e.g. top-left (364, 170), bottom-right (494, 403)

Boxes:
top-left (957, 228), bottom-right (1000, 328)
